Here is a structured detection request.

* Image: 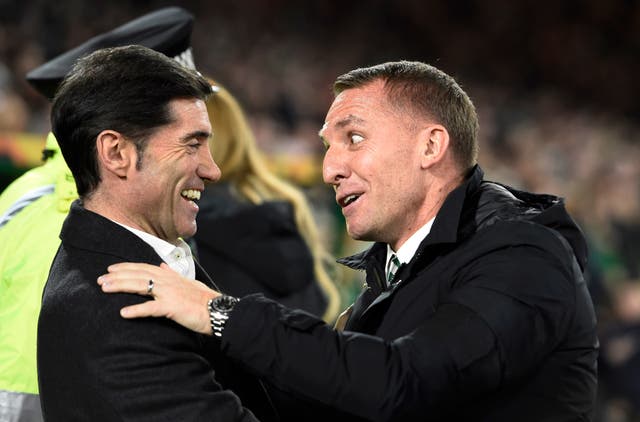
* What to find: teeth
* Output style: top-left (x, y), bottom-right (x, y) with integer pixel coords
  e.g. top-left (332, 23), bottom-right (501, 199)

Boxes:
top-left (181, 189), bottom-right (201, 201)
top-left (344, 195), bottom-right (358, 206)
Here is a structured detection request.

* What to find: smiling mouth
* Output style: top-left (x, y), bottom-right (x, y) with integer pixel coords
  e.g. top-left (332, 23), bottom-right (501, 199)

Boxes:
top-left (181, 189), bottom-right (201, 202)
top-left (339, 194), bottom-right (360, 208)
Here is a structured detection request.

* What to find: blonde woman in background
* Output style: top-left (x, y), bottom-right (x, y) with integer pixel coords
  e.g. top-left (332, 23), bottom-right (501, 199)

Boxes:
top-left (193, 79), bottom-right (341, 322)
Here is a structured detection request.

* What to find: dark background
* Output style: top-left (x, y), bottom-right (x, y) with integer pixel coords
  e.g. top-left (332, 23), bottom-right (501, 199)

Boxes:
top-left (1, 0), bottom-right (639, 128)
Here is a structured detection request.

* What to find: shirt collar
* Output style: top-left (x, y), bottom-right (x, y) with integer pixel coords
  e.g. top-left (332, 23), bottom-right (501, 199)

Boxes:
top-left (386, 217), bottom-right (436, 268)
top-left (113, 221), bottom-right (195, 278)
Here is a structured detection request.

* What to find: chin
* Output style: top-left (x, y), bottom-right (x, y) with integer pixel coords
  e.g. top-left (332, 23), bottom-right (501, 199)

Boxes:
top-left (346, 226), bottom-right (368, 242)
top-left (183, 229), bottom-right (197, 239)
top-left (179, 223), bottom-right (198, 239)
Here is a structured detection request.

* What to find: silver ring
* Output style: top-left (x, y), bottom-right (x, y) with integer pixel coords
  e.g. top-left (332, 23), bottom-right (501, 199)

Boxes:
top-left (146, 279), bottom-right (154, 295)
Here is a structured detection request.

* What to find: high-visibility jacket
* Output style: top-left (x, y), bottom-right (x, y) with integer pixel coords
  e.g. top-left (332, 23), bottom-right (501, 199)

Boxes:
top-left (0, 133), bottom-right (77, 420)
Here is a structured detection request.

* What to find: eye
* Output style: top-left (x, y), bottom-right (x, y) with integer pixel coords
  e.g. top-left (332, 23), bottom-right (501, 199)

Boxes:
top-left (350, 133), bottom-right (364, 144)
top-left (188, 140), bottom-right (202, 150)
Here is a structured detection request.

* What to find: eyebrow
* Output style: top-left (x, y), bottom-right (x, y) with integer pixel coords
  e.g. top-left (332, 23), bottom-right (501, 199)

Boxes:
top-left (318, 114), bottom-right (365, 140)
top-left (181, 130), bottom-right (212, 142)
top-left (336, 114), bottom-right (365, 128)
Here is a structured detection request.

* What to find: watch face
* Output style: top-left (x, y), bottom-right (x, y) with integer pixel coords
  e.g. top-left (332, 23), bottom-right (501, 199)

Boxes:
top-left (213, 295), bottom-right (238, 312)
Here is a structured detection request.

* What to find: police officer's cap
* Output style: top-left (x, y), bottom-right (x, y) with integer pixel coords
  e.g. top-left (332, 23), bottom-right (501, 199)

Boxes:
top-left (26, 6), bottom-right (195, 100)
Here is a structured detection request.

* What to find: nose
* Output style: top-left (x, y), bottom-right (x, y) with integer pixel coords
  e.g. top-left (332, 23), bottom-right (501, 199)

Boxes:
top-left (322, 145), bottom-right (348, 187)
top-left (198, 146), bottom-right (222, 182)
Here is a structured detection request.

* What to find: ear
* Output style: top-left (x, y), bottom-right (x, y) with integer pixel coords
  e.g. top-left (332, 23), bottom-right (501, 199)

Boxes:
top-left (95, 130), bottom-right (136, 178)
top-left (419, 124), bottom-right (450, 169)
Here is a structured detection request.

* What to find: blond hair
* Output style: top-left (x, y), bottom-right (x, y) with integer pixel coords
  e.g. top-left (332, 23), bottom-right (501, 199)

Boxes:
top-left (206, 79), bottom-right (341, 322)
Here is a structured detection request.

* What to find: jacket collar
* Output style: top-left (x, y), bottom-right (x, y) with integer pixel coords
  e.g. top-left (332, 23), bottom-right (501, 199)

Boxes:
top-left (61, 200), bottom-right (164, 265)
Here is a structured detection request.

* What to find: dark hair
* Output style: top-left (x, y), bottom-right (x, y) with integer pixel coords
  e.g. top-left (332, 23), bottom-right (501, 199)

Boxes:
top-left (334, 61), bottom-right (479, 171)
top-left (51, 44), bottom-right (212, 198)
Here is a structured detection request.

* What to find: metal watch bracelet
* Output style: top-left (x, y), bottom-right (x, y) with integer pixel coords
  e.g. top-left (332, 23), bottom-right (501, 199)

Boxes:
top-left (207, 295), bottom-right (238, 337)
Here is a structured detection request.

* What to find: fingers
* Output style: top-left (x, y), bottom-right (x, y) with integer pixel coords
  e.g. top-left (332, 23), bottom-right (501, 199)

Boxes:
top-left (119, 301), bottom-right (178, 320)
top-left (106, 262), bottom-right (172, 282)
top-left (107, 262), bottom-right (176, 274)
top-left (98, 274), bottom-right (150, 296)
top-left (96, 261), bottom-right (220, 334)
top-left (98, 262), bottom-right (183, 296)
top-left (120, 301), bottom-right (162, 319)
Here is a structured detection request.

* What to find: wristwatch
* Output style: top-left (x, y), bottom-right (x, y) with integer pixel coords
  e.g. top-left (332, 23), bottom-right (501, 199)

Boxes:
top-left (208, 295), bottom-right (239, 337)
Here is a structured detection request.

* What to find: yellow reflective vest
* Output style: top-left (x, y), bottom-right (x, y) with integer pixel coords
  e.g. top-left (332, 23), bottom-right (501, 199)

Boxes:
top-left (0, 133), bottom-right (76, 418)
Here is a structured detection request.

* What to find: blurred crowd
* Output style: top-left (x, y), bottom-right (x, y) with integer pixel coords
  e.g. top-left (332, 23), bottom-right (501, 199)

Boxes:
top-left (1, 0), bottom-right (639, 420)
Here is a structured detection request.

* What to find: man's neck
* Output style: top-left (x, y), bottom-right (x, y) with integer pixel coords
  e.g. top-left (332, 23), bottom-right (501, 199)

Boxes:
top-left (83, 192), bottom-right (177, 244)
top-left (390, 169), bottom-right (464, 251)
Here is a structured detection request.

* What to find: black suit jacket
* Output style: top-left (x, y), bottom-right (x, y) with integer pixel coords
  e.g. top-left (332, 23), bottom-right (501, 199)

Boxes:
top-left (219, 166), bottom-right (598, 421)
top-left (37, 201), bottom-right (265, 421)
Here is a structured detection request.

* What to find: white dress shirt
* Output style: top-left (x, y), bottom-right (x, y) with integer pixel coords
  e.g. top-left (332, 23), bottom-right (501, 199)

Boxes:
top-left (385, 217), bottom-right (435, 286)
top-left (114, 222), bottom-right (195, 279)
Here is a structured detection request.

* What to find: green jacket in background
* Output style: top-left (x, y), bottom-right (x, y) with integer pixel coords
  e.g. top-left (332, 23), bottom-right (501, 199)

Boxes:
top-left (0, 133), bottom-right (77, 420)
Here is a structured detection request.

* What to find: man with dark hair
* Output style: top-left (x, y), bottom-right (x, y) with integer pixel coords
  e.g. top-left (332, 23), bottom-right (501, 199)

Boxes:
top-left (0, 9), bottom-right (199, 420)
top-left (99, 60), bottom-right (598, 421)
top-left (37, 45), bottom-right (265, 421)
